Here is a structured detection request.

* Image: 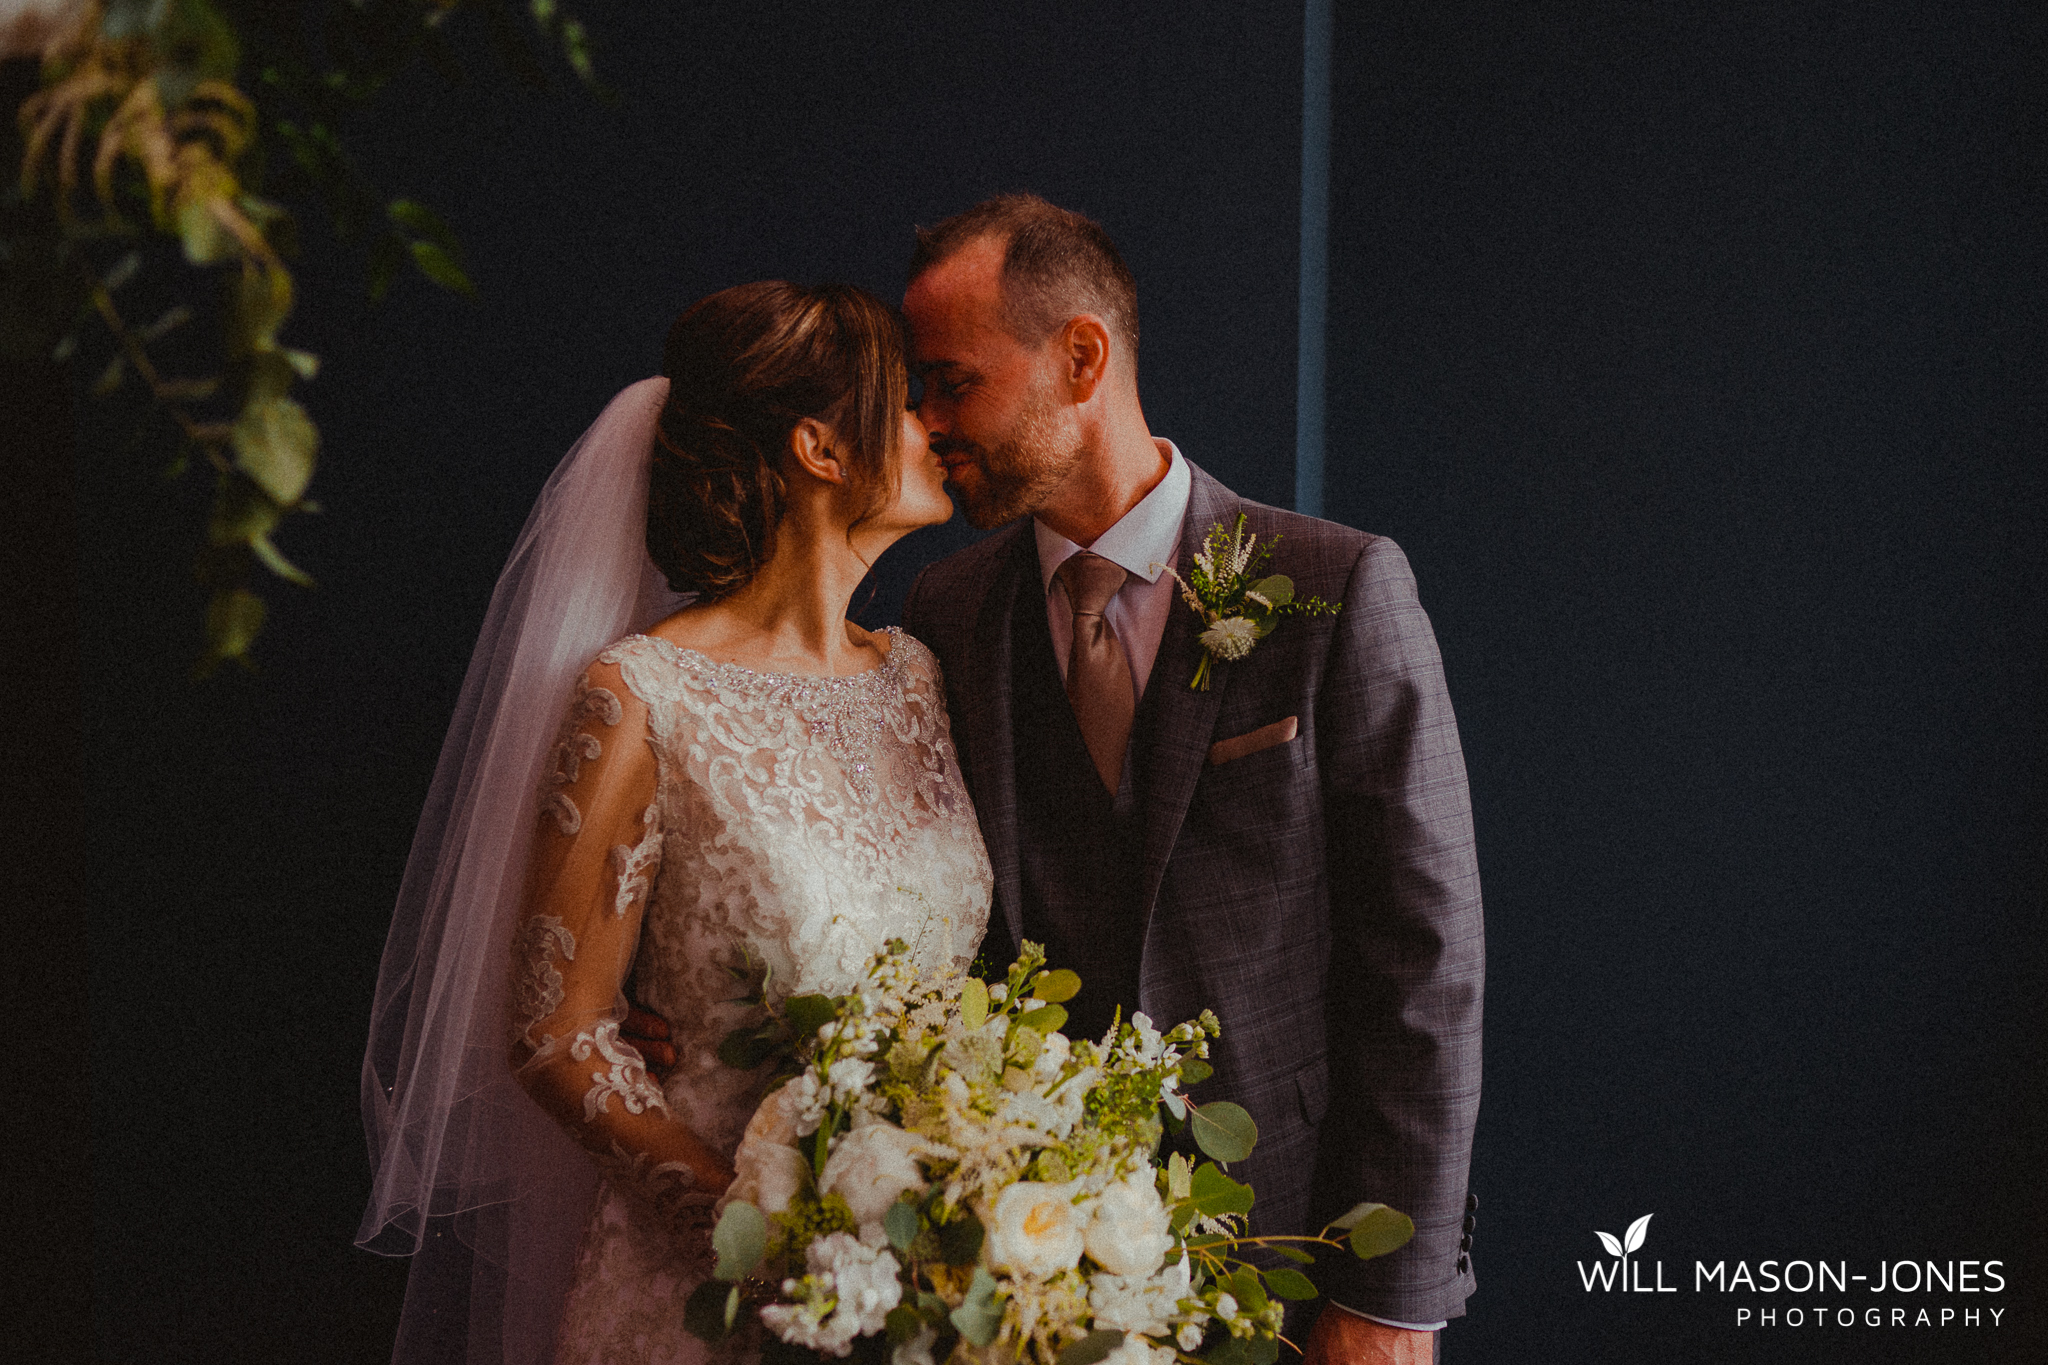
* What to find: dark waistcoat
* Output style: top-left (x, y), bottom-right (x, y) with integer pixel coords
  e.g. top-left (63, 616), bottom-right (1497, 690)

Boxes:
top-left (1008, 574), bottom-right (1146, 1045)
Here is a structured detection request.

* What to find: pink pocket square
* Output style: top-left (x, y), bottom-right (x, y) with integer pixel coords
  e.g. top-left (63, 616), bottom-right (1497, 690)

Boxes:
top-left (1207, 715), bottom-right (1299, 766)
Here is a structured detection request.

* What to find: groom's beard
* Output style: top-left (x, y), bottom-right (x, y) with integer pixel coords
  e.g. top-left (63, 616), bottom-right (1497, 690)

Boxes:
top-left (941, 381), bottom-right (1085, 529)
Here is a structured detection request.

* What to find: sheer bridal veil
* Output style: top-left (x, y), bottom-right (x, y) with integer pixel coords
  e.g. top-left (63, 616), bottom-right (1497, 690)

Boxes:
top-left (358, 378), bottom-right (687, 1365)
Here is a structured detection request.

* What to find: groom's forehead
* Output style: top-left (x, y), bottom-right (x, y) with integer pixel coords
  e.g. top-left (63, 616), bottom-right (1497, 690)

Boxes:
top-left (905, 239), bottom-right (1008, 332)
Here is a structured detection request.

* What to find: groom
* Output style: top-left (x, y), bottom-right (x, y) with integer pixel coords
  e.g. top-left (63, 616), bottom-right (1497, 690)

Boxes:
top-left (897, 196), bottom-right (1484, 1364)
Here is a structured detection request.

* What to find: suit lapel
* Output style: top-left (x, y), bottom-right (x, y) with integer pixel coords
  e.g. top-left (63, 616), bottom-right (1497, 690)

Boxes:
top-left (1133, 463), bottom-right (1240, 932)
top-left (958, 525), bottom-right (1034, 957)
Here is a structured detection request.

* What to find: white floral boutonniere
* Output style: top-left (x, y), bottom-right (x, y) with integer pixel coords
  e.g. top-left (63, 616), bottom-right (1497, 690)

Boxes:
top-left (1157, 513), bottom-right (1340, 690)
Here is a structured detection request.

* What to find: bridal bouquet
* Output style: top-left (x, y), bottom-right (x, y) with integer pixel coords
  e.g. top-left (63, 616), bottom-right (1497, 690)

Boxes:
top-left (686, 941), bottom-right (1414, 1365)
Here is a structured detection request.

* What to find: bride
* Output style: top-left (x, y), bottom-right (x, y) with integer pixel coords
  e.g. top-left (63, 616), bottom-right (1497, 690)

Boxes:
top-left (358, 281), bottom-right (994, 1365)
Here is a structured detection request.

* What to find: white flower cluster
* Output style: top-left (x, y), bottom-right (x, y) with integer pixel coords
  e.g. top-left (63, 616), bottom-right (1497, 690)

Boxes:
top-left (720, 945), bottom-right (1235, 1365)
top-left (760, 1232), bottom-right (903, 1357)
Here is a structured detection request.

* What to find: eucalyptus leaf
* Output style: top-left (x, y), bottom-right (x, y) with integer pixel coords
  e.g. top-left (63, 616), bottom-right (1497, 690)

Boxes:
top-left (1226, 1267), bottom-right (1268, 1316)
top-left (1189, 1100), bottom-right (1258, 1163)
top-left (949, 1268), bottom-right (1002, 1347)
top-left (1265, 1268), bottom-right (1318, 1300)
top-left (1251, 574), bottom-right (1295, 606)
top-left (177, 200), bottom-right (235, 265)
top-left (388, 198), bottom-right (461, 249)
top-left (1345, 1205), bottom-right (1416, 1261)
top-left (1030, 968), bottom-right (1081, 1003)
top-left (1187, 1161), bottom-right (1254, 1218)
top-left (232, 396), bottom-right (318, 506)
top-left (1203, 1337), bottom-right (1253, 1365)
top-left (1177, 1057), bottom-right (1213, 1087)
top-left (1166, 1151), bottom-right (1192, 1202)
top-left (232, 266), bottom-right (293, 357)
top-left (1056, 1330), bottom-right (1126, 1365)
top-left (885, 1305), bottom-right (923, 1345)
top-left (410, 240), bottom-right (477, 297)
top-left (200, 586), bottom-right (266, 672)
top-left (711, 1200), bottom-right (768, 1281)
top-left (783, 993), bottom-right (838, 1043)
top-left (252, 534), bottom-right (315, 587)
top-left (937, 1211), bottom-right (985, 1266)
top-left (883, 1199), bottom-right (920, 1253)
top-left (1270, 1244), bottom-right (1315, 1265)
top-left (209, 482), bottom-right (282, 548)
top-left (959, 978), bottom-right (988, 1032)
top-left (1015, 1004), bottom-right (1067, 1035)
top-left (683, 1277), bottom-right (735, 1344)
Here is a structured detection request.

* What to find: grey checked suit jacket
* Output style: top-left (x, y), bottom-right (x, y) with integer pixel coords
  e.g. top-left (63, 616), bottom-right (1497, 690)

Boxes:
top-left (902, 461), bottom-right (1484, 1324)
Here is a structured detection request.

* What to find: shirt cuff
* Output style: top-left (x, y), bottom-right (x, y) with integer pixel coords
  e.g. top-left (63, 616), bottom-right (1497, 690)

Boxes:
top-left (1329, 1301), bottom-right (1448, 1333)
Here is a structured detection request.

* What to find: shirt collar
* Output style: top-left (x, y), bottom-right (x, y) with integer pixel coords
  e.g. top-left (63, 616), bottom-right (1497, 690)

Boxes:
top-left (1035, 439), bottom-right (1191, 593)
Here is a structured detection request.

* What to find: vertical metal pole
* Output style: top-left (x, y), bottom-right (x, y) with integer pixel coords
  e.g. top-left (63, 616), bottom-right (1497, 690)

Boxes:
top-left (1295, 0), bottom-right (1332, 518)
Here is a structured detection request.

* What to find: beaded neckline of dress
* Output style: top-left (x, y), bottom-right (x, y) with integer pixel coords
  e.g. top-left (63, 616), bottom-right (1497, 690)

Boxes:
top-left (613, 626), bottom-right (916, 804)
top-left (622, 625), bottom-right (906, 694)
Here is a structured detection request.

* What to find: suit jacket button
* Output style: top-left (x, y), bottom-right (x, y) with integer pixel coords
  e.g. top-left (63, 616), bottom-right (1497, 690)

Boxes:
top-left (1459, 1234), bottom-right (1472, 1251)
top-left (1464, 1213), bottom-right (1477, 1233)
top-left (1466, 1193), bottom-right (1479, 1212)
top-left (1456, 1254), bottom-right (1471, 1274)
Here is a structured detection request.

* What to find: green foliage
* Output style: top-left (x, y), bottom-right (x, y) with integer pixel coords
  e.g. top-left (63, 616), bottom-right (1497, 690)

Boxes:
top-left (959, 977), bottom-right (989, 1031)
top-left (683, 1278), bottom-right (741, 1344)
top-left (1345, 1205), bottom-right (1417, 1260)
top-left (1263, 1268), bottom-right (1318, 1300)
top-left (1030, 968), bottom-right (1082, 1003)
top-left (1170, 514), bottom-right (1342, 689)
top-left (711, 1201), bottom-right (768, 1281)
top-left (1189, 1100), bottom-right (1258, 1163)
top-left (883, 1199), bottom-right (920, 1253)
top-left (935, 1208), bottom-right (985, 1266)
top-left (12, 0), bottom-right (604, 673)
top-left (1056, 1330), bottom-right (1127, 1365)
top-left (949, 1268), bottom-right (1003, 1347)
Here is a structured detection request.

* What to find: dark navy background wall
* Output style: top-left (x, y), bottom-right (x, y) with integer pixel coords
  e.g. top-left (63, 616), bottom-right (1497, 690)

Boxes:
top-left (1322, 4), bottom-right (2043, 1361)
top-left (83, 3), bottom-right (2041, 1362)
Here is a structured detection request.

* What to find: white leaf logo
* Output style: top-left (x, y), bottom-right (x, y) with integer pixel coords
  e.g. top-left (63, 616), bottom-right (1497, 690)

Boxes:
top-left (1594, 1230), bottom-right (1624, 1257)
top-left (1624, 1213), bottom-right (1653, 1254)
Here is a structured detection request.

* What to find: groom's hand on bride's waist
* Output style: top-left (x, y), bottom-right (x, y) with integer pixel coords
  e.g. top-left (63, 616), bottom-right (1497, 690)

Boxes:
top-left (619, 1001), bottom-right (676, 1078)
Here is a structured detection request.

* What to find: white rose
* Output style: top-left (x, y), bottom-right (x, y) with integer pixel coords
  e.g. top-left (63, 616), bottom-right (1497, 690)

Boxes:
top-left (821, 1119), bottom-right (929, 1230)
top-left (986, 1181), bottom-right (1086, 1278)
top-left (1085, 1172), bottom-right (1174, 1277)
top-left (722, 1084), bottom-right (812, 1216)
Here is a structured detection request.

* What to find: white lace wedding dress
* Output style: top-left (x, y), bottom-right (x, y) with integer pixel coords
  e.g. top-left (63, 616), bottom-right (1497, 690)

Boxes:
top-left (508, 627), bottom-right (992, 1365)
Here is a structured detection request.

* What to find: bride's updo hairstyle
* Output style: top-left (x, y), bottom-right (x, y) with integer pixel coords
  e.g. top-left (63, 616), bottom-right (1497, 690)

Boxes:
top-left (648, 280), bottom-right (910, 601)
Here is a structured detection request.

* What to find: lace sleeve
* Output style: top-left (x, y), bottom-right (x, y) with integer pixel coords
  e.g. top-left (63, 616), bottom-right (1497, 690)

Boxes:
top-left (508, 656), bottom-right (731, 1249)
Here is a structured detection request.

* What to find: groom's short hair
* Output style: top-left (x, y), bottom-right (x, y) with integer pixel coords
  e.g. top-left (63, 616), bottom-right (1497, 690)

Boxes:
top-left (909, 193), bottom-right (1139, 366)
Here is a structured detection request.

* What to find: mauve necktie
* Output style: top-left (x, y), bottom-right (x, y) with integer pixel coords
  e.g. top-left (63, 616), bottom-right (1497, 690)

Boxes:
top-left (1055, 550), bottom-right (1135, 793)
